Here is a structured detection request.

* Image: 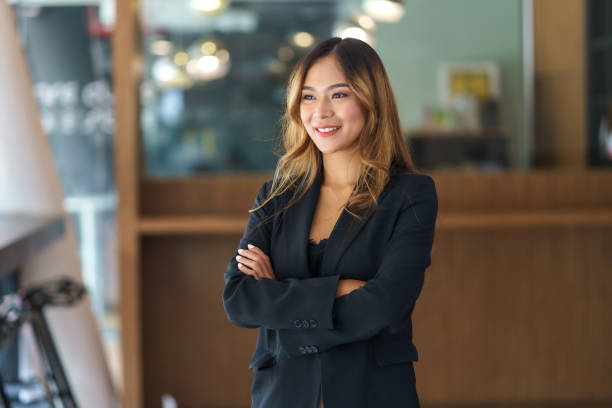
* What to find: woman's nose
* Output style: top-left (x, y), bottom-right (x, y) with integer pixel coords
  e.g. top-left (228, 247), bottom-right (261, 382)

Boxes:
top-left (313, 99), bottom-right (333, 118)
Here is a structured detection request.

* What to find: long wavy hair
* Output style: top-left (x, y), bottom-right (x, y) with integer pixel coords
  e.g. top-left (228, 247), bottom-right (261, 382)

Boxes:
top-left (251, 37), bottom-right (416, 218)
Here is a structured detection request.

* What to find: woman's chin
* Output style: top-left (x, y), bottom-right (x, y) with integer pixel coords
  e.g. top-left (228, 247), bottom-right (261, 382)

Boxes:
top-left (317, 146), bottom-right (341, 155)
top-left (316, 142), bottom-right (360, 157)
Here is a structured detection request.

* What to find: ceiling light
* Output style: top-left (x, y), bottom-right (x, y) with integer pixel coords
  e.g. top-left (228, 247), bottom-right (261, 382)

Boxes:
top-left (152, 58), bottom-right (193, 89)
top-left (363, 0), bottom-right (405, 23)
top-left (190, 0), bottom-right (228, 15)
top-left (340, 26), bottom-right (368, 42)
top-left (187, 55), bottom-right (230, 82)
top-left (197, 55), bottom-right (220, 73)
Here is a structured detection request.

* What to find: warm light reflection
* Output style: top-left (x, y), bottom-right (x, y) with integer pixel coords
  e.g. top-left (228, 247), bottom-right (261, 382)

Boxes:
top-left (277, 45), bottom-right (295, 61)
top-left (173, 51), bottom-right (189, 66)
top-left (201, 41), bottom-right (217, 55)
top-left (356, 14), bottom-right (376, 30)
top-left (186, 59), bottom-right (200, 76)
top-left (293, 32), bottom-right (314, 48)
top-left (216, 49), bottom-right (230, 63)
top-left (150, 40), bottom-right (173, 56)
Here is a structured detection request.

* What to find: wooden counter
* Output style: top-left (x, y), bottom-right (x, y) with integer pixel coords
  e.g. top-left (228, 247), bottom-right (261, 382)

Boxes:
top-left (117, 170), bottom-right (612, 407)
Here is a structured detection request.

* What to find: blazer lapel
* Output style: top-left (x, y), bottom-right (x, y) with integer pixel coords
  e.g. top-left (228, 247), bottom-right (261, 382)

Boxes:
top-left (318, 207), bottom-right (368, 277)
top-left (281, 171), bottom-right (323, 279)
top-left (281, 165), bottom-right (400, 279)
top-left (319, 165), bottom-right (400, 278)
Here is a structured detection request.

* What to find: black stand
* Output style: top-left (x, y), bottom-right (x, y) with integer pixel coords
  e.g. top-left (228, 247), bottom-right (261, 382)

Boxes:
top-left (0, 277), bottom-right (84, 407)
top-left (0, 373), bottom-right (10, 408)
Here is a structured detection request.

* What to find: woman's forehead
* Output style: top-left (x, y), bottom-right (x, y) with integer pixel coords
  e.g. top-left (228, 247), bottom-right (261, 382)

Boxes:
top-left (303, 56), bottom-right (347, 89)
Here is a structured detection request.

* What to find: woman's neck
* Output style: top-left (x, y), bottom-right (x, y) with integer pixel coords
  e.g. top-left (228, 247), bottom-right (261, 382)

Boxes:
top-left (321, 149), bottom-right (360, 188)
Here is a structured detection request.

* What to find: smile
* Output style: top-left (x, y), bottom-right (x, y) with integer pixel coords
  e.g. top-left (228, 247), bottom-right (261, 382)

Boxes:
top-left (315, 126), bottom-right (341, 136)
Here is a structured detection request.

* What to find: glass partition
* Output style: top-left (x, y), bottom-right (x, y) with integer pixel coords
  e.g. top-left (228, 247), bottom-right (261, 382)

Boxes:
top-left (140, 0), bottom-right (529, 175)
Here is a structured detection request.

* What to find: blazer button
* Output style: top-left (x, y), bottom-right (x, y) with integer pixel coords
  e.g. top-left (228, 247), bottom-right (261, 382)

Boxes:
top-left (294, 319), bottom-right (302, 328)
top-left (309, 319), bottom-right (318, 328)
top-left (302, 320), bottom-right (309, 328)
top-left (298, 346), bottom-right (306, 354)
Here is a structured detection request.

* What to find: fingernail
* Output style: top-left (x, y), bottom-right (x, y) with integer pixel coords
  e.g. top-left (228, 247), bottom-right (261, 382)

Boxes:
top-left (247, 244), bottom-right (254, 249)
top-left (237, 249), bottom-right (244, 254)
top-left (236, 255), bottom-right (242, 260)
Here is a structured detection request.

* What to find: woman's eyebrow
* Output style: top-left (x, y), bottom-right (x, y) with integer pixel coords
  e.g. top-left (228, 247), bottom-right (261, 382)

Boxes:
top-left (302, 83), bottom-right (349, 91)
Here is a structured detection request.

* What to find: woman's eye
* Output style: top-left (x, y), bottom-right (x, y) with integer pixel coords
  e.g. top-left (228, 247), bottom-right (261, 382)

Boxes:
top-left (332, 92), bottom-right (348, 99)
top-left (302, 94), bottom-right (314, 100)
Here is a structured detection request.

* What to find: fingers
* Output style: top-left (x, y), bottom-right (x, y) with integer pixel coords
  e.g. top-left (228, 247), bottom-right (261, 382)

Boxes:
top-left (335, 279), bottom-right (366, 298)
top-left (242, 246), bottom-right (272, 270)
top-left (248, 246), bottom-right (274, 280)
top-left (247, 244), bottom-right (268, 258)
top-left (235, 244), bottom-right (276, 280)
top-left (236, 255), bottom-right (260, 274)
top-left (237, 263), bottom-right (261, 279)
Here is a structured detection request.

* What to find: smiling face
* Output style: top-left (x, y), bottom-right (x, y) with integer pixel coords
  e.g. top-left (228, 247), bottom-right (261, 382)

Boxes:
top-left (299, 56), bottom-right (366, 157)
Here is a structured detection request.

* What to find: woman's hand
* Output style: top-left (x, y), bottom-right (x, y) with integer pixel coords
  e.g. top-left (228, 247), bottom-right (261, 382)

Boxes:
top-left (335, 279), bottom-right (366, 298)
top-left (236, 244), bottom-right (277, 280)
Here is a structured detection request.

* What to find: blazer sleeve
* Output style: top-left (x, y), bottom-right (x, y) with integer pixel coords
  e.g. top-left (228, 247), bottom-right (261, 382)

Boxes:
top-left (277, 175), bottom-right (438, 358)
top-left (222, 181), bottom-right (340, 330)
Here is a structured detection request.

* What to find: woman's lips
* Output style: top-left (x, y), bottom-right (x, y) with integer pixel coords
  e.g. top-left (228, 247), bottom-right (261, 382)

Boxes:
top-left (314, 126), bottom-right (341, 137)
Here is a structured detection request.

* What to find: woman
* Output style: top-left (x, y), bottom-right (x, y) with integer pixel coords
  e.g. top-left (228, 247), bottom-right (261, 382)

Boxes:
top-left (222, 37), bottom-right (438, 408)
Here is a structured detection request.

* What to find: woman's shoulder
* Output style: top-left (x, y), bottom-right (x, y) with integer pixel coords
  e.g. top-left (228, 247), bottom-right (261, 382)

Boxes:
top-left (389, 166), bottom-right (436, 192)
top-left (385, 167), bottom-right (437, 211)
top-left (255, 179), bottom-right (277, 207)
top-left (255, 178), bottom-right (294, 210)
top-left (257, 179), bottom-right (274, 197)
top-left (385, 168), bottom-right (438, 224)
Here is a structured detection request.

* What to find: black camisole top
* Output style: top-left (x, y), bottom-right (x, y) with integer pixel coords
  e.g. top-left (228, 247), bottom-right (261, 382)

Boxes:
top-left (307, 238), bottom-right (328, 276)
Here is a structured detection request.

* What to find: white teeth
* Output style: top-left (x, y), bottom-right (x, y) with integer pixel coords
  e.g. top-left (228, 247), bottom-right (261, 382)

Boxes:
top-left (316, 127), bottom-right (339, 132)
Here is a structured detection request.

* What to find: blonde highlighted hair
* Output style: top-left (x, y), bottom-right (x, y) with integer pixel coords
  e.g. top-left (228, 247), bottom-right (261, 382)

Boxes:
top-left (252, 37), bottom-right (416, 218)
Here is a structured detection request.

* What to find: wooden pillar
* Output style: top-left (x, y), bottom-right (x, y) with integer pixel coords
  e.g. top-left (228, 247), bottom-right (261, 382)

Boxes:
top-left (113, 0), bottom-right (143, 406)
top-left (533, 0), bottom-right (587, 167)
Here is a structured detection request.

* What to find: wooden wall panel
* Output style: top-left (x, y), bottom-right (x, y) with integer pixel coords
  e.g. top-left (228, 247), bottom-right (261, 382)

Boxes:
top-left (416, 227), bottom-right (612, 402)
top-left (138, 224), bottom-right (612, 406)
top-left (140, 170), bottom-right (612, 216)
top-left (431, 170), bottom-right (612, 211)
top-left (140, 175), bottom-right (269, 216)
top-left (136, 171), bottom-right (612, 405)
top-left (141, 234), bottom-right (257, 408)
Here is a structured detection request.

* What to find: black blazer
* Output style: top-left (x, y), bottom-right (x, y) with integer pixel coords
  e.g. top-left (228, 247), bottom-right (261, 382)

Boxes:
top-left (222, 165), bottom-right (438, 408)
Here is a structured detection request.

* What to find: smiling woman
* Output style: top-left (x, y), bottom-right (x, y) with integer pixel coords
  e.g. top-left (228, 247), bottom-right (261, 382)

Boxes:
top-left (299, 56), bottom-right (365, 157)
top-left (263, 37), bottom-right (415, 219)
top-left (222, 37), bottom-right (438, 408)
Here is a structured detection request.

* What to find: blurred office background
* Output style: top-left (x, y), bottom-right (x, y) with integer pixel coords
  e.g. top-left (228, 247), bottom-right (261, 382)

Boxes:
top-left (1, 0), bottom-right (611, 407)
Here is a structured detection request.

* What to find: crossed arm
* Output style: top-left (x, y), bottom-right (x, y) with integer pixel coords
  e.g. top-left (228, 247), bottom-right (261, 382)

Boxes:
top-left (222, 176), bottom-right (437, 358)
top-left (235, 243), bottom-right (365, 298)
